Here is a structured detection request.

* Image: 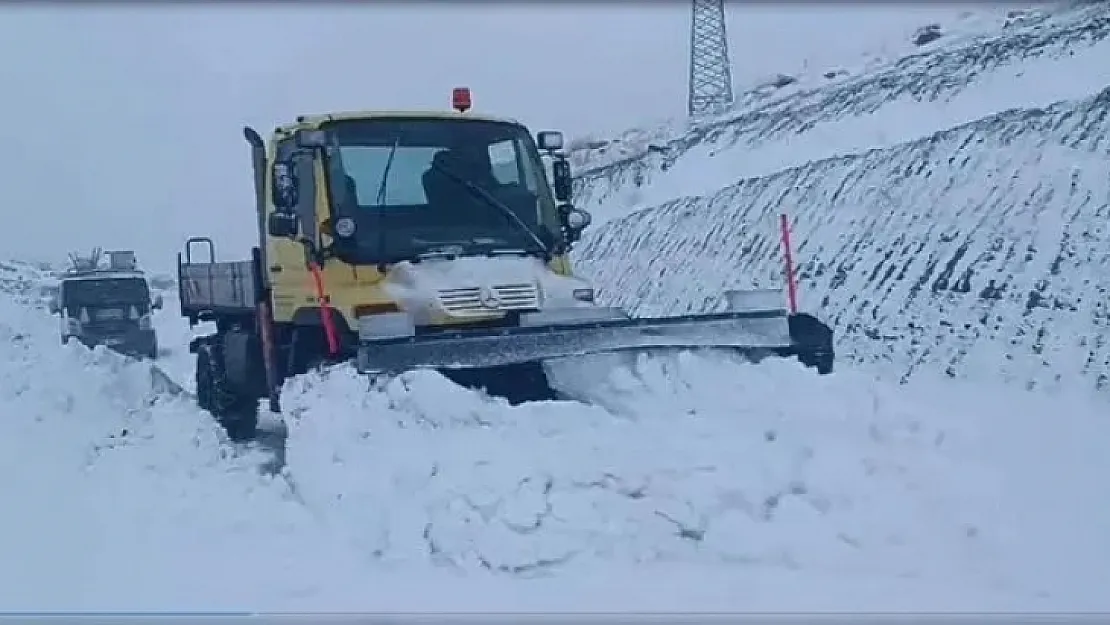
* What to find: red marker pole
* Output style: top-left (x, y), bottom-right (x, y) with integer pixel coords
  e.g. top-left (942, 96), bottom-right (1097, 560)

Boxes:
top-left (779, 213), bottom-right (799, 315)
top-left (308, 261), bottom-right (341, 357)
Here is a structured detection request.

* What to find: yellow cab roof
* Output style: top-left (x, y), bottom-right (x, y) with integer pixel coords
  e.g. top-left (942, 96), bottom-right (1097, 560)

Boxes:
top-left (273, 109), bottom-right (524, 138)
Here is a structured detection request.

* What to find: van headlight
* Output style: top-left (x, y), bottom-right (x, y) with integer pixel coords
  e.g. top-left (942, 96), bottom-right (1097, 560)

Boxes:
top-left (572, 288), bottom-right (595, 303)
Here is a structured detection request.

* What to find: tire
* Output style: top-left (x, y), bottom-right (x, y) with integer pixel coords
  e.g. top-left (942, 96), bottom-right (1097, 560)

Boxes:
top-left (195, 339), bottom-right (258, 441)
top-left (195, 348), bottom-right (214, 412)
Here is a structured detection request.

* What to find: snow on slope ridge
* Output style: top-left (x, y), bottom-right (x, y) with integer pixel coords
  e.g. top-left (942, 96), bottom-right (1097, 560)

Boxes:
top-left (0, 259), bottom-right (54, 307)
top-left (573, 3), bottom-right (1110, 223)
top-left (574, 86), bottom-right (1110, 394)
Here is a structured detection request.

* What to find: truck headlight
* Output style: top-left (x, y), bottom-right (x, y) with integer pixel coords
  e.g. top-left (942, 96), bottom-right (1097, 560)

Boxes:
top-left (334, 217), bottom-right (356, 238)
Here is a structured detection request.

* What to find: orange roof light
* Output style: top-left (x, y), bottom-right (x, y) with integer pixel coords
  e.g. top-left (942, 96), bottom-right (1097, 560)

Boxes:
top-left (452, 87), bottom-right (472, 113)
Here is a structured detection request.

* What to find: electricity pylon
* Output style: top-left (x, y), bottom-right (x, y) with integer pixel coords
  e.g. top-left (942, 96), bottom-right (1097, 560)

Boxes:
top-left (687, 0), bottom-right (735, 118)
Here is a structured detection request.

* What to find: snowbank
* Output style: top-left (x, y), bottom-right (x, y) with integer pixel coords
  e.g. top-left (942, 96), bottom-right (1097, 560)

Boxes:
top-left (280, 351), bottom-right (1110, 609)
top-left (0, 295), bottom-right (367, 611)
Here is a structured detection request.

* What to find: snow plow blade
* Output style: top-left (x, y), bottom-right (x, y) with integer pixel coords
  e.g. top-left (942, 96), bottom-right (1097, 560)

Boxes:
top-left (356, 306), bottom-right (834, 377)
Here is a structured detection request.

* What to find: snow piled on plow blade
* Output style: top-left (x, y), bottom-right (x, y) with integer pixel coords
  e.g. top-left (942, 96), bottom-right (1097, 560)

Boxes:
top-left (358, 309), bottom-right (793, 372)
top-left (279, 350), bottom-right (1110, 610)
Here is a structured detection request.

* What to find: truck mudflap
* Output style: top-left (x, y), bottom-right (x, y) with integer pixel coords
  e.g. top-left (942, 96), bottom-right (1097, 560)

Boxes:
top-left (355, 307), bottom-right (833, 374)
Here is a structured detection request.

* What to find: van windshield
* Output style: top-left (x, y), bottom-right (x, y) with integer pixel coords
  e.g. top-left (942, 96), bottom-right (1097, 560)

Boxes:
top-left (63, 278), bottom-right (150, 309)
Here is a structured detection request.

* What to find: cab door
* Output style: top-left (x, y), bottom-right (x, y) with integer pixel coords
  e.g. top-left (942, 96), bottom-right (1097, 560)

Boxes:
top-left (264, 137), bottom-right (317, 323)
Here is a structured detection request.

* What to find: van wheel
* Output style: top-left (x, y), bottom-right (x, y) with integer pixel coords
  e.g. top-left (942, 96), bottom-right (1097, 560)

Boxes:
top-left (195, 339), bottom-right (258, 441)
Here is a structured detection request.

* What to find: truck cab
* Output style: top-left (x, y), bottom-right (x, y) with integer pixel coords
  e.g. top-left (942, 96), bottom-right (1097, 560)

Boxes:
top-left (261, 105), bottom-right (592, 341)
top-left (177, 90), bottom-right (593, 438)
top-left (49, 250), bottom-right (163, 359)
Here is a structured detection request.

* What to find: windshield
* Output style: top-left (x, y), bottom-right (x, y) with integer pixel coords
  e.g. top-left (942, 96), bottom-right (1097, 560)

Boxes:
top-left (62, 278), bottom-right (150, 310)
top-left (322, 117), bottom-right (561, 263)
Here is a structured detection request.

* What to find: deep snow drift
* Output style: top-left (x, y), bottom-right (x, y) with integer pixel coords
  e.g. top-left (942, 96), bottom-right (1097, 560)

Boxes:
top-left (5, 284), bottom-right (1110, 610)
top-left (280, 350), bottom-right (1110, 610)
top-left (0, 293), bottom-right (369, 611)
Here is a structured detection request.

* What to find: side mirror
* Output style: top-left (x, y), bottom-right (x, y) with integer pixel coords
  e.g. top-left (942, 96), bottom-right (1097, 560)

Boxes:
top-left (537, 130), bottom-right (564, 152)
top-left (152, 293), bottom-right (163, 310)
top-left (268, 211), bottom-right (300, 239)
top-left (271, 159), bottom-right (299, 211)
top-left (48, 296), bottom-right (59, 314)
top-left (552, 158), bottom-right (572, 203)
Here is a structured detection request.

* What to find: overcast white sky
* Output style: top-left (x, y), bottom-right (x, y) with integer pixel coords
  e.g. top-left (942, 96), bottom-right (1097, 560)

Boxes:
top-left (0, 3), bottom-right (987, 271)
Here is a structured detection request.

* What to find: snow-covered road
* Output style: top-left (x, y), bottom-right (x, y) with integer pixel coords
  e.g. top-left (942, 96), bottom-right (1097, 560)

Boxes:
top-left (2, 291), bottom-right (1108, 611)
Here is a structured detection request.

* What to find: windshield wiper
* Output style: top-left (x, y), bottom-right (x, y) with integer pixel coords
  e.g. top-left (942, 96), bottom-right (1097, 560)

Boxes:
top-left (430, 164), bottom-right (550, 258)
top-left (374, 137), bottom-right (402, 260)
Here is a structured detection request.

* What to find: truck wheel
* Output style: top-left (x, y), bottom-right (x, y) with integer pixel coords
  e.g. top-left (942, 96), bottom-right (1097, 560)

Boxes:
top-left (289, 328), bottom-right (330, 376)
top-left (195, 340), bottom-right (258, 441)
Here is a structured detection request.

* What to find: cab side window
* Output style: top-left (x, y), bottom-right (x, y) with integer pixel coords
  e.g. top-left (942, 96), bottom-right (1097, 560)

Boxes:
top-left (275, 139), bottom-right (316, 240)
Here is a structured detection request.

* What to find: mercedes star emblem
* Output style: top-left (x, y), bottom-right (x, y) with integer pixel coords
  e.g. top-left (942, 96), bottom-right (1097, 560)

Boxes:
top-left (478, 286), bottom-right (501, 309)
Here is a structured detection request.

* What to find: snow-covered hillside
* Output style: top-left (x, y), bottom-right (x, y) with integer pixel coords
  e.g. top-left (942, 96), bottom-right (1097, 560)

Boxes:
top-left (573, 1), bottom-right (1110, 224)
top-left (573, 2), bottom-right (1110, 394)
top-left (565, 4), bottom-right (1054, 165)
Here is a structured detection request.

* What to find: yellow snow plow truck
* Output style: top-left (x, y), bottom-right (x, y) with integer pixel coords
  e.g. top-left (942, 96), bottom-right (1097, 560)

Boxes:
top-left (177, 88), bottom-right (834, 440)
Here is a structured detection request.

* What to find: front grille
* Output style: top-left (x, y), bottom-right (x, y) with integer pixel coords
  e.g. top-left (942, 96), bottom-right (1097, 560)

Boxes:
top-left (437, 283), bottom-right (540, 317)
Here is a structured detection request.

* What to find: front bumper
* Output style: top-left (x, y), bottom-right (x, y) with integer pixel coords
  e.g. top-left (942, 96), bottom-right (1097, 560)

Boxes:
top-left (70, 328), bottom-right (158, 358)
